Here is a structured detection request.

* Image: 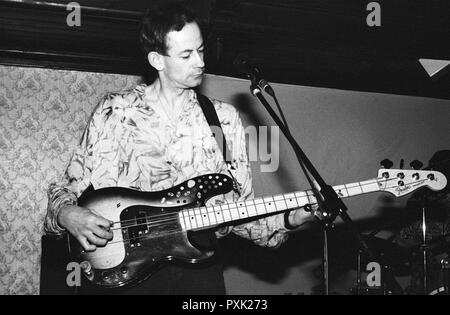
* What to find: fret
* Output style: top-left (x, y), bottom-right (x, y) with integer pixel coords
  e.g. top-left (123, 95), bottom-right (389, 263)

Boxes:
top-left (207, 207), bottom-right (217, 226)
top-left (222, 204), bottom-right (232, 222)
top-left (263, 196), bottom-right (277, 213)
top-left (294, 190), bottom-right (307, 208)
top-left (199, 206), bottom-right (210, 226)
top-left (181, 211), bottom-right (190, 230)
top-left (342, 183), bottom-right (350, 198)
top-left (306, 190), bottom-right (314, 205)
top-left (294, 191), bottom-right (307, 200)
top-left (358, 182), bottom-right (365, 195)
top-left (275, 199), bottom-right (288, 212)
top-left (210, 205), bottom-right (219, 224)
top-left (358, 179), bottom-right (380, 194)
top-left (188, 208), bottom-right (198, 229)
top-left (194, 208), bottom-right (204, 228)
top-left (213, 205), bottom-right (225, 224)
top-left (255, 202), bottom-right (267, 215)
top-left (246, 203), bottom-right (257, 217)
top-left (237, 202), bottom-right (248, 219)
top-left (229, 204), bottom-right (240, 220)
top-left (334, 185), bottom-right (348, 198)
top-left (284, 193), bottom-right (299, 209)
top-left (296, 196), bottom-right (308, 207)
top-left (344, 183), bottom-right (364, 196)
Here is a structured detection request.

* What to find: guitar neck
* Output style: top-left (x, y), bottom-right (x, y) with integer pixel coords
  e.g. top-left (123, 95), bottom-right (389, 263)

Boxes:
top-left (179, 178), bottom-right (382, 231)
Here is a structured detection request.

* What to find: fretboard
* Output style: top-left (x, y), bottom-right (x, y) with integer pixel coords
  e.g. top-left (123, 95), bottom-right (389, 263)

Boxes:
top-left (178, 178), bottom-right (382, 231)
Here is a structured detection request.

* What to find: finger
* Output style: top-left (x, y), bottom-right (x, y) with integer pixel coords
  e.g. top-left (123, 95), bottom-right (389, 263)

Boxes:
top-left (77, 236), bottom-right (96, 252)
top-left (92, 225), bottom-right (114, 240)
top-left (92, 215), bottom-right (114, 230)
top-left (86, 232), bottom-right (108, 246)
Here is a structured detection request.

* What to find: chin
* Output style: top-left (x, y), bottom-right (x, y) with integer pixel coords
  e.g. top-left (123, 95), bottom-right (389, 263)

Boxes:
top-left (187, 77), bottom-right (203, 88)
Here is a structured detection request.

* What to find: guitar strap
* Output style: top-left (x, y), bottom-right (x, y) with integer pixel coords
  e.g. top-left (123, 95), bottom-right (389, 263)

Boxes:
top-left (196, 92), bottom-right (242, 195)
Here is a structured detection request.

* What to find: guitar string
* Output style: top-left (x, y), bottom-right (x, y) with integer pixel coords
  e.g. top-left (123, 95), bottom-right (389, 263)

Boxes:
top-left (108, 177), bottom-right (384, 226)
top-left (96, 177), bottom-right (435, 247)
top-left (105, 177), bottom-right (430, 231)
top-left (104, 225), bottom-right (224, 246)
top-left (104, 201), bottom-right (324, 246)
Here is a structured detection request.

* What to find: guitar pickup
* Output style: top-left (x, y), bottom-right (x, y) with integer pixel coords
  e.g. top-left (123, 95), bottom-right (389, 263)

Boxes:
top-left (123, 209), bottom-right (149, 248)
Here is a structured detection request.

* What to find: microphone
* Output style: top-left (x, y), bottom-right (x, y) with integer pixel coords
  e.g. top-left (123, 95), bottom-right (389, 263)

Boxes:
top-left (257, 78), bottom-right (275, 97)
top-left (233, 54), bottom-right (275, 97)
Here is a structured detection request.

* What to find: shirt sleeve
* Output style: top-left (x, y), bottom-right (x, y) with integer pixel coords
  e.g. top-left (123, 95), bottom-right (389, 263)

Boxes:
top-left (43, 95), bottom-right (111, 234)
top-left (215, 103), bottom-right (290, 248)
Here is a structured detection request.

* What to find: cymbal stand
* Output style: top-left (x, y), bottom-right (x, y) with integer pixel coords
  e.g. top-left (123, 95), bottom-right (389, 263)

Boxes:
top-left (442, 257), bottom-right (449, 295)
top-left (356, 249), bottom-right (363, 295)
top-left (420, 206), bottom-right (430, 295)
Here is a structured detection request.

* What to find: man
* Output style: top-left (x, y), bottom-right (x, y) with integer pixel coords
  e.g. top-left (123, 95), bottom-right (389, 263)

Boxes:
top-left (44, 2), bottom-right (314, 294)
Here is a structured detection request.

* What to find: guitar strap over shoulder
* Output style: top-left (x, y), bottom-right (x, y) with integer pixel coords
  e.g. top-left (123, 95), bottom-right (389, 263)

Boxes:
top-left (196, 93), bottom-right (233, 167)
top-left (196, 92), bottom-right (242, 195)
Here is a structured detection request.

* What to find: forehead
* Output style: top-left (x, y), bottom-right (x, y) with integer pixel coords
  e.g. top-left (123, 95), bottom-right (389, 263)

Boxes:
top-left (165, 22), bottom-right (203, 54)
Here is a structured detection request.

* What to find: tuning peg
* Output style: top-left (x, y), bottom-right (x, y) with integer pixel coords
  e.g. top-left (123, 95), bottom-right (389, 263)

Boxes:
top-left (380, 159), bottom-right (393, 169)
top-left (410, 160), bottom-right (423, 170)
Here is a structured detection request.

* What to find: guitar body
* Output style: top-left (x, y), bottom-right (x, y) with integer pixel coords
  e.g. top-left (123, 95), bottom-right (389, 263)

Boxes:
top-left (69, 173), bottom-right (235, 288)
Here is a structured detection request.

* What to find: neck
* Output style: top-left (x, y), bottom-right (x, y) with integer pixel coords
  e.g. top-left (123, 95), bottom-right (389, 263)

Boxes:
top-left (157, 78), bottom-right (191, 113)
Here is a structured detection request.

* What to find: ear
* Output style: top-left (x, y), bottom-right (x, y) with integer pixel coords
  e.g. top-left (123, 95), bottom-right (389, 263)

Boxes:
top-left (147, 52), bottom-right (164, 71)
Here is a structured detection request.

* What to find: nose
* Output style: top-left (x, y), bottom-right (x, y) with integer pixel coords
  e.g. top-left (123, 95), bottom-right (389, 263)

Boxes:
top-left (193, 51), bottom-right (205, 69)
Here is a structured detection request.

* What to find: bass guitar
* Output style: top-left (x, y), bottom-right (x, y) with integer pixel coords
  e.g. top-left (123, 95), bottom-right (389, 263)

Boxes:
top-left (65, 168), bottom-right (446, 288)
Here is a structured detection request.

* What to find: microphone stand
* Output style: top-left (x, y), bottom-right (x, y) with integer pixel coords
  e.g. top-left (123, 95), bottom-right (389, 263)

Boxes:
top-left (248, 78), bottom-right (404, 295)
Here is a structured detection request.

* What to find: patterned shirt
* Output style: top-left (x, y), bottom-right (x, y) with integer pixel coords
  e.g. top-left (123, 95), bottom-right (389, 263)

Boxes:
top-left (44, 81), bottom-right (289, 247)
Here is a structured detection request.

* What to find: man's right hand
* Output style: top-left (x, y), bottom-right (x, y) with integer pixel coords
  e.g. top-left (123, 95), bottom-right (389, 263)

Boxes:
top-left (57, 205), bottom-right (114, 252)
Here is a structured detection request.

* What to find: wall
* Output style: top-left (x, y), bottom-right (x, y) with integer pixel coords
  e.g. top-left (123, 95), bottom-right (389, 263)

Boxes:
top-left (0, 65), bottom-right (141, 294)
top-left (0, 65), bottom-right (449, 294)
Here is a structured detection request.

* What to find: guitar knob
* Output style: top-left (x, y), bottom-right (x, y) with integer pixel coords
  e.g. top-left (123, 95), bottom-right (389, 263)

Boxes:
top-left (80, 261), bottom-right (94, 280)
top-left (410, 160), bottom-right (423, 170)
top-left (380, 159), bottom-right (393, 169)
top-left (80, 261), bottom-right (91, 274)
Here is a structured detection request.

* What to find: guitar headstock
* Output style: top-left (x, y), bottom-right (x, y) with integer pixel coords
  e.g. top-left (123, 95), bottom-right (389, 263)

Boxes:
top-left (377, 169), bottom-right (447, 197)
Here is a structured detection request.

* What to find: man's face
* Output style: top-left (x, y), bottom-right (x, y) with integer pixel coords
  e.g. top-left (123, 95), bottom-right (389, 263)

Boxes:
top-left (161, 22), bottom-right (205, 89)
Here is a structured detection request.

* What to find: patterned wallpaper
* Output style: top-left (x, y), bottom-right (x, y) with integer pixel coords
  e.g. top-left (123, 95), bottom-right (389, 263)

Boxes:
top-left (0, 65), bottom-right (142, 294)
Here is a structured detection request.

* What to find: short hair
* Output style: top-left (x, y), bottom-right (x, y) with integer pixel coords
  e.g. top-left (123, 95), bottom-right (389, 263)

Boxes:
top-left (139, 2), bottom-right (199, 57)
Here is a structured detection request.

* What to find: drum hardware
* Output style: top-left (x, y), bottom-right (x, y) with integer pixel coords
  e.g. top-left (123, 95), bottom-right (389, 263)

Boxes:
top-left (352, 248), bottom-right (392, 295)
top-left (441, 257), bottom-right (450, 295)
top-left (350, 235), bottom-right (413, 295)
top-left (420, 206), bottom-right (430, 294)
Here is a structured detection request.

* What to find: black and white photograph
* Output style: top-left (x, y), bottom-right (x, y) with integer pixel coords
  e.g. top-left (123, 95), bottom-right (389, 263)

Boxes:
top-left (0, 0), bottom-right (449, 300)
